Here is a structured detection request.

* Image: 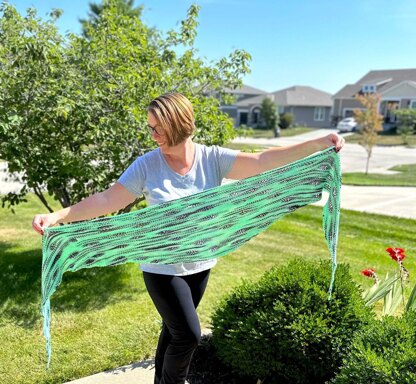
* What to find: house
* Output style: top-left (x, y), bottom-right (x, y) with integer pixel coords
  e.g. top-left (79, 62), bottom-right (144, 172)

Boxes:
top-left (267, 86), bottom-right (332, 128)
top-left (221, 85), bottom-right (333, 128)
top-left (220, 84), bottom-right (267, 127)
top-left (332, 68), bottom-right (416, 127)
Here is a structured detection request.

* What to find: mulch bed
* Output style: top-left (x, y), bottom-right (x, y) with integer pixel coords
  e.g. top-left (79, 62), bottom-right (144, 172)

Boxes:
top-left (187, 334), bottom-right (257, 384)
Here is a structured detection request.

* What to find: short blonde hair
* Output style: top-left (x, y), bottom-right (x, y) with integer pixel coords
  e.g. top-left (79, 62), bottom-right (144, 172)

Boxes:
top-left (148, 92), bottom-right (195, 146)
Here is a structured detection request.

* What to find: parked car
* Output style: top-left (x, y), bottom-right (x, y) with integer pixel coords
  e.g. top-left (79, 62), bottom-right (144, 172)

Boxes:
top-left (337, 117), bottom-right (358, 133)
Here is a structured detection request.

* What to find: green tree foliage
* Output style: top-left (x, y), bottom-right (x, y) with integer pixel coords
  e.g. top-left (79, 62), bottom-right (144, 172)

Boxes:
top-left (0, 2), bottom-right (251, 212)
top-left (354, 93), bottom-right (383, 174)
top-left (261, 97), bottom-right (280, 137)
top-left (80, 0), bottom-right (143, 37)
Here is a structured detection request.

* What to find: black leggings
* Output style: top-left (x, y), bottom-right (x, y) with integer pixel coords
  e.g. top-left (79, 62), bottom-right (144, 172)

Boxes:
top-left (143, 269), bottom-right (211, 384)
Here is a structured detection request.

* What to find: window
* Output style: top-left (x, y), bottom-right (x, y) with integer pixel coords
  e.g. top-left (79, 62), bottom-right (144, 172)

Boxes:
top-left (314, 107), bottom-right (325, 121)
top-left (410, 100), bottom-right (416, 109)
top-left (362, 84), bottom-right (376, 93)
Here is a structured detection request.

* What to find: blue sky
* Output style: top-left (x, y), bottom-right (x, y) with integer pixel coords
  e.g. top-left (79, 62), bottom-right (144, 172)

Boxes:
top-left (9, 0), bottom-right (416, 94)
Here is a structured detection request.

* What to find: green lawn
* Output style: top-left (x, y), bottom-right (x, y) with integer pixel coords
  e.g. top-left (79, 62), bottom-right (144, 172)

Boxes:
top-left (343, 164), bottom-right (416, 186)
top-left (239, 126), bottom-right (315, 139)
top-left (0, 194), bottom-right (415, 383)
top-left (224, 142), bottom-right (270, 152)
top-left (228, 126), bottom-right (316, 151)
top-left (345, 131), bottom-right (416, 146)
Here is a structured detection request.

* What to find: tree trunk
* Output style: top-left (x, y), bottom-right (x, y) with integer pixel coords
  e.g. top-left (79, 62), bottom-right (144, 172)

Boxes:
top-left (33, 184), bottom-right (54, 213)
top-left (365, 154), bottom-right (370, 175)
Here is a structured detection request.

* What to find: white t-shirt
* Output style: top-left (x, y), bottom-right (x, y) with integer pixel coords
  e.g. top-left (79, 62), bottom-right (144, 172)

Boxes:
top-left (117, 143), bottom-right (239, 275)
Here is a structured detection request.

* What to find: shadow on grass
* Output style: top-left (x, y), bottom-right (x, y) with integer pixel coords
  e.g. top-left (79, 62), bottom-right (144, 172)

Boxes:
top-left (0, 241), bottom-right (146, 329)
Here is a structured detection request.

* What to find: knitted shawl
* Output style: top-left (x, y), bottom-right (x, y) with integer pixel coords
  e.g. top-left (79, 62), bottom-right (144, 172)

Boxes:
top-left (41, 147), bottom-right (341, 366)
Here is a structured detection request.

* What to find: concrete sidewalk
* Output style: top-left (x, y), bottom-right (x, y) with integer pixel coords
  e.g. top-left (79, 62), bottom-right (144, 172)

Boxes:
top-left (66, 359), bottom-right (155, 384)
top-left (315, 185), bottom-right (416, 220)
top-left (233, 129), bottom-right (416, 174)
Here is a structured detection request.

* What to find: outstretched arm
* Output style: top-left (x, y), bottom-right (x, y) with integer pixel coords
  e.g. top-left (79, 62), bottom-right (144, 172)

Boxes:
top-left (32, 182), bottom-right (137, 235)
top-left (226, 133), bottom-right (345, 180)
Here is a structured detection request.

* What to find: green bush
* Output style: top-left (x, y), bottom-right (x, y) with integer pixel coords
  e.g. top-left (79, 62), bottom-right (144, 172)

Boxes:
top-left (211, 259), bottom-right (373, 384)
top-left (279, 113), bottom-right (294, 129)
top-left (331, 312), bottom-right (416, 384)
top-left (235, 124), bottom-right (254, 138)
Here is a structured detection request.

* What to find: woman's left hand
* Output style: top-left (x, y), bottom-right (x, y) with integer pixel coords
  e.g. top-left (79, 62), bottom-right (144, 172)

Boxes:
top-left (317, 133), bottom-right (345, 153)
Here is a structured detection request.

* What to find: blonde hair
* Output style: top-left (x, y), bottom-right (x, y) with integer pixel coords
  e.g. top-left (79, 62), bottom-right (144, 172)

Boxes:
top-left (148, 92), bottom-right (195, 146)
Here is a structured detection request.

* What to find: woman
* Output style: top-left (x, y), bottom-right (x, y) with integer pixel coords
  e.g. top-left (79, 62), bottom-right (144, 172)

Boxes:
top-left (32, 92), bottom-right (345, 384)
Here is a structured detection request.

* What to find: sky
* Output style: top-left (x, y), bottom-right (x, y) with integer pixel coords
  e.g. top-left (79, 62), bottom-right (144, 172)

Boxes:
top-left (8, 0), bottom-right (416, 94)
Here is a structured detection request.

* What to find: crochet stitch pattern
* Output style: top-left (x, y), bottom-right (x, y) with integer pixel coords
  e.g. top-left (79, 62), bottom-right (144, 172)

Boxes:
top-left (41, 147), bottom-right (341, 367)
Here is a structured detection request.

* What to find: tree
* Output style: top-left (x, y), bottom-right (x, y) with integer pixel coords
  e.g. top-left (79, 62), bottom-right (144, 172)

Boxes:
top-left (261, 97), bottom-right (280, 137)
top-left (354, 93), bottom-right (383, 174)
top-left (395, 109), bottom-right (416, 146)
top-left (0, 2), bottom-right (251, 212)
top-left (80, 0), bottom-right (143, 37)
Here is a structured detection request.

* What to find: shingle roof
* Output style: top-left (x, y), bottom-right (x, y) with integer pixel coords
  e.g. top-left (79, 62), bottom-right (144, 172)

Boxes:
top-left (333, 68), bottom-right (416, 99)
top-left (225, 84), bottom-right (267, 95)
top-left (234, 94), bottom-right (268, 107)
top-left (234, 86), bottom-right (332, 107)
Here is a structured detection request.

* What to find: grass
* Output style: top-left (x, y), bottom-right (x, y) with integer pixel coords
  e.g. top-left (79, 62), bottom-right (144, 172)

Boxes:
top-left (228, 126), bottom-right (316, 151)
top-left (238, 126), bottom-right (315, 140)
top-left (223, 142), bottom-right (270, 152)
top-left (344, 131), bottom-right (416, 146)
top-left (343, 164), bottom-right (416, 186)
top-left (1, 193), bottom-right (416, 383)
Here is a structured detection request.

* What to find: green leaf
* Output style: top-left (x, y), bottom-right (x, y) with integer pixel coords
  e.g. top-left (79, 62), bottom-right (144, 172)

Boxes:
top-left (405, 282), bottom-right (416, 312)
top-left (364, 274), bottom-right (399, 306)
top-left (382, 278), bottom-right (402, 316)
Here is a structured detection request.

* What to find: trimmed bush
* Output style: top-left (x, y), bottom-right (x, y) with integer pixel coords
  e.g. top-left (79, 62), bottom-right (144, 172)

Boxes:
top-left (235, 124), bottom-right (254, 138)
top-left (211, 259), bottom-right (373, 384)
top-left (279, 113), bottom-right (294, 129)
top-left (331, 312), bottom-right (416, 384)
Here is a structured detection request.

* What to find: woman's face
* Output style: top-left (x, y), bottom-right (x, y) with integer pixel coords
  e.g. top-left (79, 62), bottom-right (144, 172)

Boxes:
top-left (147, 112), bottom-right (167, 149)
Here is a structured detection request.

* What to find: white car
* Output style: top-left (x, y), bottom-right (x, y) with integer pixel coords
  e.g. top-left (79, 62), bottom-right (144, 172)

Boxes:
top-left (337, 118), bottom-right (358, 133)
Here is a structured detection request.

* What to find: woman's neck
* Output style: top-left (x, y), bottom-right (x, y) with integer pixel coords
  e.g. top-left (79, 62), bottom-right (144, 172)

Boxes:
top-left (161, 138), bottom-right (196, 175)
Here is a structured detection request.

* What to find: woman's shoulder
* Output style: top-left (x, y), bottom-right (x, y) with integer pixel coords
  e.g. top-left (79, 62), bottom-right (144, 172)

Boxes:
top-left (135, 147), bottom-right (160, 163)
top-left (196, 143), bottom-right (221, 154)
top-left (196, 143), bottom-right (236, 157)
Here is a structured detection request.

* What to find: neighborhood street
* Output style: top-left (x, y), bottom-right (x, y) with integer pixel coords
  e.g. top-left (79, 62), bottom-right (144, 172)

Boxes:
top-left (234, 129), bottom-right (416, 219)
top-left (1, 129), bottom-right (416, 219)
top-left (234, 129), bottom-right (416, 174)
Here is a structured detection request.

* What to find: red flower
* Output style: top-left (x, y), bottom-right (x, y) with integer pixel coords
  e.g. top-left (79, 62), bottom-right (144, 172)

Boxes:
top-left (386, 247), bottom-right (406, 262)
top-left (361, 268), bottom-right (376, 278)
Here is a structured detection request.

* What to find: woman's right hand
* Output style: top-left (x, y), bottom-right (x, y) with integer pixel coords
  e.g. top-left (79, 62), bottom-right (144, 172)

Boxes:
top-left (32, 213), bottom-right (59, 235)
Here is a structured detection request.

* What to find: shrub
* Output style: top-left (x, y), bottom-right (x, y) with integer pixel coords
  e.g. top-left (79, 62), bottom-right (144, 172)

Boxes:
top-left (279, 113), bottom-right (294, 129)
top-left (235, 124), bottom-right (254, 138)
top-left (331, 312), bottom-right (416, 384)
top-left (211, 259), bottom-right (373, 384)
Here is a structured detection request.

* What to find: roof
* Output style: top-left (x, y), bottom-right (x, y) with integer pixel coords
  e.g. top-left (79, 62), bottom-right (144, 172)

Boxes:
top-left (235, 86), bottom-right (333, 107)
top-left (333, 68), bottom-right (416, 99)
top-left (225, 84), bottom-right (267, 95)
